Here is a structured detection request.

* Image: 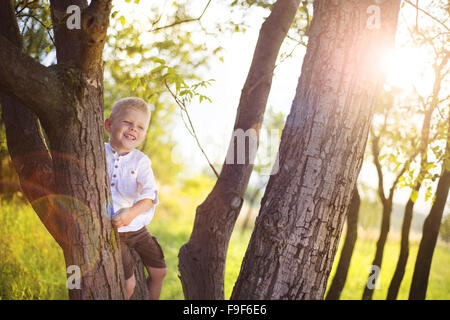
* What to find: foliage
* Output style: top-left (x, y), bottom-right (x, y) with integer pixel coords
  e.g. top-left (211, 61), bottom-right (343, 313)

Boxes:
top-left (104, 2), bottom-right (219, 184)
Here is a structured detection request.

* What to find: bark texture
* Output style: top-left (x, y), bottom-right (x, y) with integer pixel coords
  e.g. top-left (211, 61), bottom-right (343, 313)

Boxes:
top-left (325, 188), bottom-right (360, 300)
top-left (231, 0), bottom-right (401, 300)
top-left (178, 0), bottom-right (300, 300)
top-left (0, 0), bottom-right (129, 299)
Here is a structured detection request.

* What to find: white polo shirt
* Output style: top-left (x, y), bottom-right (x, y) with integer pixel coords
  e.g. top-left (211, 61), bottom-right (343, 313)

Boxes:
top-left (105, 143), bottom-right (159, 232)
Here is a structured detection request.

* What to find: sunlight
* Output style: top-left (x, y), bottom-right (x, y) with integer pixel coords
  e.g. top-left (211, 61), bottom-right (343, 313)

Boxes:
top-left (384, 46), bottom-right (434, 96)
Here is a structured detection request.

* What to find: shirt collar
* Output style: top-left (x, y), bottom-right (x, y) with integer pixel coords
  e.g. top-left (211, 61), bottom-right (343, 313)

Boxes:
top-left (106, 142), bottom-right (134, 158)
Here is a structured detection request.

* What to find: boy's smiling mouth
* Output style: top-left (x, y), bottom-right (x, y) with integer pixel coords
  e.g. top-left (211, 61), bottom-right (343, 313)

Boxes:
top-left (124, 133), bottom-right (136, 141)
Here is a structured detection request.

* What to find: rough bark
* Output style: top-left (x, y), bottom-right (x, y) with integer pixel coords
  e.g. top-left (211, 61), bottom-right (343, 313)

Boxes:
top-left (231, 0), bottom-right (401, 300)
top-left (0, 0), bottom-right (128, 299)
top-left (325, 188), bottom-right (360, 300)
top-left (409, 125), bottom-right (450, 300)
top-left (178, 0), bottom-right (301, 300)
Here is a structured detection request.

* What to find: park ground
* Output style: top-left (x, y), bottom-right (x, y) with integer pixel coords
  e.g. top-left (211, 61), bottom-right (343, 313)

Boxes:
top-left (0, 182), bottom-right (448, 300)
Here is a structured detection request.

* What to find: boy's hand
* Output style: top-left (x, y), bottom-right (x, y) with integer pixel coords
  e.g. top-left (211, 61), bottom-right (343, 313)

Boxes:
top-left (111, 199), bottom-right (154, 228)
top-left (112, 208), bottom-right (133, 228)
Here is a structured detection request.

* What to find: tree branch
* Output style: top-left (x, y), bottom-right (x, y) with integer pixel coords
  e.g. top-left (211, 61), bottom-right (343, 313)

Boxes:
top-left (79, 0), bottom-right (112, 75)
top-left (387, 148), bottom-right (420, 201)
top-left (371, 130), bottom-right (387, 204)
top-left (164, 80), bottom-right (219, 178)
top-left (0, 33), bottom-right (63, 122)
top-left (0, 0), bottom-right (66, 247)
top-left (49, 0), bottom-right (111, 76)
top-left (150, 0), bottom-right (212, 32)
top-left (404, 0), bottom-right (450, 33)
top-left (49, 0), bottom-right (87, 64)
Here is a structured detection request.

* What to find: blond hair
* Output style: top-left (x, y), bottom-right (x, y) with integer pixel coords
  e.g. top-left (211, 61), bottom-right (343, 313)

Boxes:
top-left (109, 97), bottom-right (150, 120)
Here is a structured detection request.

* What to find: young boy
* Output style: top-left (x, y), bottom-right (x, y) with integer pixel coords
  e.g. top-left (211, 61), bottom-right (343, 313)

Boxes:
top-left (104, 97), bottom-right (167, 299)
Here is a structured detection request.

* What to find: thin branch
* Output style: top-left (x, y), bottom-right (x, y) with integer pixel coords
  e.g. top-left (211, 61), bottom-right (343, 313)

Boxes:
top-left (370, 129), bottom-right (387, 204)
top-left (150, 0), bottom-right (211, 32)
top-left (404, 0), bottom-right (450, 32)
top-left (164, 80), bottom-right (219, 178)
top-left (15, 0), bottom-right (39, 15)
top-left (388, 148), bottom-right (420, 200)
top-left (17, 12), bottom-right (56, 46)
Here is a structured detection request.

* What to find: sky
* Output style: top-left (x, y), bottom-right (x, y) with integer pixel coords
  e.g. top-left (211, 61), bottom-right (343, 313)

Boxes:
top-left (113, 0), bottom-right (449, 215)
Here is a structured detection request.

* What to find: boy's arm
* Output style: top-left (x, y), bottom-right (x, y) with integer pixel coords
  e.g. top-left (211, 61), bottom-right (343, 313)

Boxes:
top-left (112, 198), bottom-right (154, 228)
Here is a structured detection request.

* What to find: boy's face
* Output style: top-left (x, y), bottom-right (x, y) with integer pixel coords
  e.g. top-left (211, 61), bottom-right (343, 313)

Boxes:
top-left (105, 107), bottom-right (150, 155)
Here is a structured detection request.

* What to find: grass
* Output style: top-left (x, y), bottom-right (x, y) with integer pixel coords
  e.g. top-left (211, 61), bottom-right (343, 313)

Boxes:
top-left (325, 229), bottom-right (450, 300)
top-left (0, 193), bottom-right (448, 300)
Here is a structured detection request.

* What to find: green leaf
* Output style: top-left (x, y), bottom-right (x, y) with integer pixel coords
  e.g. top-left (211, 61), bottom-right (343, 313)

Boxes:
top-left (410, 189), bottom-right (419, 203)
top-left (425, 186), bottom-right (433, 202)
top-left (151, 57), bottom-right (166, 65)
top-left (119, 16), bottom-right (126, 26)
top-left (151, 65), bottom-right (166, 74)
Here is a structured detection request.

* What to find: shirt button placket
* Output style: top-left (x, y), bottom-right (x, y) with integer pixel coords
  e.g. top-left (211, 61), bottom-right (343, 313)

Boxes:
top-left (111, 154), bottom-right (119, 187)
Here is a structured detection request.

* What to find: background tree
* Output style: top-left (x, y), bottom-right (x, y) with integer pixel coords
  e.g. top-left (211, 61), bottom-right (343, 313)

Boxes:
top-left (409, 114), bottom-right (449, 300)
top-left (387, 0), bottom-right (450, 299)
top-left (362, 90), bottom-right (421, 300)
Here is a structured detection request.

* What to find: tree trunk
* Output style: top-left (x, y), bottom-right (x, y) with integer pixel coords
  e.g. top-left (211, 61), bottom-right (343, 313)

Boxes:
top-left (361, 199), bottom-right (391, 300)
top-left (0, 0), bottom-right (133, 299)
top-left (325, 188), bottom-right (360, 300)
top-left (386, 195), bottom-right (415, 300)
top-left (178, 0), bottom-right (301, 300)
top-left (231, 0), bottom-right (401, 300)
top-left (409, 127), bottom-right (450, 300)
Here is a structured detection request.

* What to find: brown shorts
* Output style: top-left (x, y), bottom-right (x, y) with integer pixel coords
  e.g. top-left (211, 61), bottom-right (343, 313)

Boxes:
top-left (118, 227), bottom-right (166, 280)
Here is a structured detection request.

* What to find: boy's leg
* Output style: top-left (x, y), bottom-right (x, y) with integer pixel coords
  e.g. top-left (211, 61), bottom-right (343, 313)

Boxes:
top-left (131, 227), bottom-right (167, 300)
top-left (119, 232), bottom-right (136, 299)
top-left (145, 266), bottom-right (167, 300)
top-left (125, 274), bottom-right (136, 299)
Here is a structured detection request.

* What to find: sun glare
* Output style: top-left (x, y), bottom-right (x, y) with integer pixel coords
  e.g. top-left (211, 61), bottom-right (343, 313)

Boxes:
top-left (384, 47), bottom-right (434, 96)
